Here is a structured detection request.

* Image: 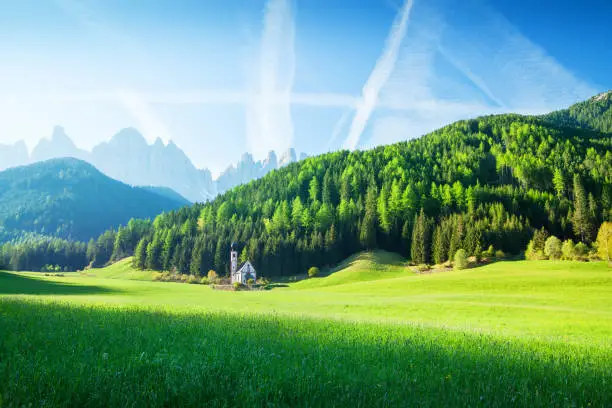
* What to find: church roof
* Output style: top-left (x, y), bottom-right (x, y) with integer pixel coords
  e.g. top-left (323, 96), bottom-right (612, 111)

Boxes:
top-left (238, 261), bottom-right (256, 273)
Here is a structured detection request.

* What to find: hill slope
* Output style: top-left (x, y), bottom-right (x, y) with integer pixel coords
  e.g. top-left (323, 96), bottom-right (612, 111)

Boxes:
top-left (543, 90), bottom-right (612, 133)
top-left (118, 105), bottom-right (609, 278)
top-left (0, 158), bottom-right (187, 242)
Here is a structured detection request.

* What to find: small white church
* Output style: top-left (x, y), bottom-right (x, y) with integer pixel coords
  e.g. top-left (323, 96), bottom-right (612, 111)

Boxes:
top-left (230, 243), bottom-right (257, 284)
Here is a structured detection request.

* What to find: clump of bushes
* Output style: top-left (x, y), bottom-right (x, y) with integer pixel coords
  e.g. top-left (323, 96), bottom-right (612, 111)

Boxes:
top-left (308, 267), bottom-right (320, 278)
top-left (207, 270), bottom-right (218, 283)
top-left (453, 249), bottom-right (468, 270)
top-left (483, 245), bottom-right (495, 259)
top-left (525, 228), bottom-right (600, 261)
top-left (152, 271), bottom-right (212, 285)
top-left (414, 264), bottom-right (430, 272)
top-left (233, 281), bottom-right (242, 290)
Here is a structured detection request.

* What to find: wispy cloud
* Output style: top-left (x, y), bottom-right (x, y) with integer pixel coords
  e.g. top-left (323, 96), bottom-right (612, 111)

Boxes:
top-left (115, 89), bottom-right (173, 141)
top-left (246, 0), bottom-right (296, 158)
top-left (52, 0), bottom-right (175, 142)
top-left (342, 0), bottom-right (415, 151)
top-left (361, 0), bottom-right (596, 149)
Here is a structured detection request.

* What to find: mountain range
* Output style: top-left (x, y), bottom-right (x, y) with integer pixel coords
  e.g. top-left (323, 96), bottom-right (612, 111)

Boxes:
top-left (0, 158), bottom-right (189, 242)
top-left (0, 127), bottom-right (306, 202)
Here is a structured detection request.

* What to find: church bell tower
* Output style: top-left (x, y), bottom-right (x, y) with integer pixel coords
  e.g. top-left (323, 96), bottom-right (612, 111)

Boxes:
top-left (230, 243), bottom-right (238, 280)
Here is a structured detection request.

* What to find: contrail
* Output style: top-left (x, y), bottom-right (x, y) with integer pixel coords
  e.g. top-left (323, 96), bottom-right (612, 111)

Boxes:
top-left (248, 0), bottom-right (296, 159)
top-left (325, 108), bottom-right (353, 152)
top-left (342, 0), bottom-right (414, 151)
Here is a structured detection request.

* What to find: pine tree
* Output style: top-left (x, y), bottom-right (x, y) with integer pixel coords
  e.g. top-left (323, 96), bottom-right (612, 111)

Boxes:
top-left (410, 209), bottom-right (431, 264)
top-left (189, 241), bottom-right (204, 276)
top-left (145, 235), bottom-right (162, 270)
top-left (432, 225), bottom-right (445, 265)
top-left (378, 185), bottom-right (391, 234)
top-left (552, 169), bottom-right (565, 198)
top-left (133, 237), bottom-right (148, 269)
top-left (572, 174), bottom-right (594, 243)
top-left (360, 184), bottom-right (378, 249)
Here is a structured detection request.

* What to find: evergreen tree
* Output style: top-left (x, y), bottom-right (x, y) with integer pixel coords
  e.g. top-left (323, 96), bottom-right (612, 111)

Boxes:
top-left (360, 184), bottom-right (378, 249)
top-left (552, 169), bottom-right (565, 198)
top-left (133, 237), bottom-right (148, 269)
top-left (411, 209), bottom-right (431, 264)
top-left (572, 175), bottom-right (594, 242)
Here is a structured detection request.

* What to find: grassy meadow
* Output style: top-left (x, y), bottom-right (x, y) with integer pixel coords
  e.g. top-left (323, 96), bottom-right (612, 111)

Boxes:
top-left (0, 252), bottom-right (611, 407)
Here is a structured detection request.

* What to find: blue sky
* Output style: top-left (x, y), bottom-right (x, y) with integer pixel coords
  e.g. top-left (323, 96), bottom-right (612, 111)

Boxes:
top-left (0, 0), bottom-right (610, 176)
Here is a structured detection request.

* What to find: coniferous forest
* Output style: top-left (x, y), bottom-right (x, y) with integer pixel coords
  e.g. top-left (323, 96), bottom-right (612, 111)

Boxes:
top-left (1, 97), bottom-right (611, 275)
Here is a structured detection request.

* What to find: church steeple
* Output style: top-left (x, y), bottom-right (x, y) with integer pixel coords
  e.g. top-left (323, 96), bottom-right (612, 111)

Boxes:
top-left (230, 243), bottom-right (238, 281)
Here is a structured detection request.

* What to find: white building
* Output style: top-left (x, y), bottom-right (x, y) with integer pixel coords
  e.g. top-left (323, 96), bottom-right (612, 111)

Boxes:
top-left (230, 243), bottom-right (257, 284)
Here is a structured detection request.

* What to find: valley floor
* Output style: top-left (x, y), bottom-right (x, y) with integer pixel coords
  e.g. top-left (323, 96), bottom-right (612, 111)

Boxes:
top-left (0, 252), bottom-right (610, 407)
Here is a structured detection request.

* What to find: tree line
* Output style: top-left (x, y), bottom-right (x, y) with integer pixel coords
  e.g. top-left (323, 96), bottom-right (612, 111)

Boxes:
top-left (2, 114), bottom-right (610, 274)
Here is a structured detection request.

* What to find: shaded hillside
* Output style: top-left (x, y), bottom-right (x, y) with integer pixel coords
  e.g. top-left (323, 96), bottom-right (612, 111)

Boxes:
top-left (140, 186), bottom-right (191, 205)
top-left (0, 158), bottom-right (186, 242)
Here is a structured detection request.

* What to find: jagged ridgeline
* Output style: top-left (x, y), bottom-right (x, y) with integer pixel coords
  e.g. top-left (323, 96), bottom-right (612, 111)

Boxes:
top-left (3, 95), bottom-right (612, 273)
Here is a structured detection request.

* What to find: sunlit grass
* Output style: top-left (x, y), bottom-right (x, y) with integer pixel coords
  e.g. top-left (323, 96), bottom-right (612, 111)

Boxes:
top-left (0, 254), bottom-right (610, 406)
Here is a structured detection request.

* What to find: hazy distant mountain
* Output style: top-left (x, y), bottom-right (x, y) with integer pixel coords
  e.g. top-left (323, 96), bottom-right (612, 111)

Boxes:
top-left (0, 140), bottom-right (28, 171)
top-left (30, 126), bottom-right (88, 163)
top-left (0, 158), bottom-right (187, 242)
top-left (89, 128), bottom-right (216, 202)
top-left (215, 149), bottom-right (304, 195)
top-left (1, 127), bottom-right (307, 202)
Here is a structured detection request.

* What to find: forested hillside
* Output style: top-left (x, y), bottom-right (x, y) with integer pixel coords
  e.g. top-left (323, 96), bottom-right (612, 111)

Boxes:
top-left (2, 97), bottom-right (611, 273)
top-left (0, 158), bottom-right (186, 242)
top-left (543, 91), bottom-right (612, 133)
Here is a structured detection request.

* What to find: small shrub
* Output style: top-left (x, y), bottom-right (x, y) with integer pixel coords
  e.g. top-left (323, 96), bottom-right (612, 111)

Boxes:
top-left (544, 236), bottom-right (562, 260)
top-left (415, 264), bottom-right (430, 272)
top-left (152, 272), bottom-right (163, 281)
top-left (308, 267), bottom-right (320, 278)
top-left (200, 277), bottom-right (210, 285)
top-left (161, 272), bottom-right (172, 282)
top-left (574, 242), bottom-right (589, 260)
top-left (494, 250), bottom-right (505, 259)
top-left (207, 270), bottom-right (218, 282)
top-left (187, 275), bottom-right (200, 284)
top-left (483, 245), bottom-right (495, 258)
top-left (454, 249), bottom-right (468, 270)
top-left (257, 277), bottom-right (270, 285)
top-left (180, 274), bottom-right (189, 282)
top-left (474, 243), bottom-right (483, 262)
top-left (526, 241), bottom-right (546, 260)
top-left (247, 278), bottom-right (255, 285)
top-left (233, 281), bottom-right (242, 290)
top-left (561, 239), bottom-right (575, 260)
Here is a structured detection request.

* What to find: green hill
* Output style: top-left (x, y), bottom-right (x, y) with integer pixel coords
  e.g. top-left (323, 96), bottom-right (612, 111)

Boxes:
top-left (293, 251), bottom-right (411, 288)
top-left (543, 90), bottom-right (612, 133)
top-left (0, 158), bottom-right (187, 242)
top-left (118, 99), bottom-right (610, 278)
top-left (84, 257), bottom-right (155, 281)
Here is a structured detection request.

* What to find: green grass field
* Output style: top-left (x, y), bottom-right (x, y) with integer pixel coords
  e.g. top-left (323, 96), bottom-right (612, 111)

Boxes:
top-left (1, 252), bottom-right (611, 407)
